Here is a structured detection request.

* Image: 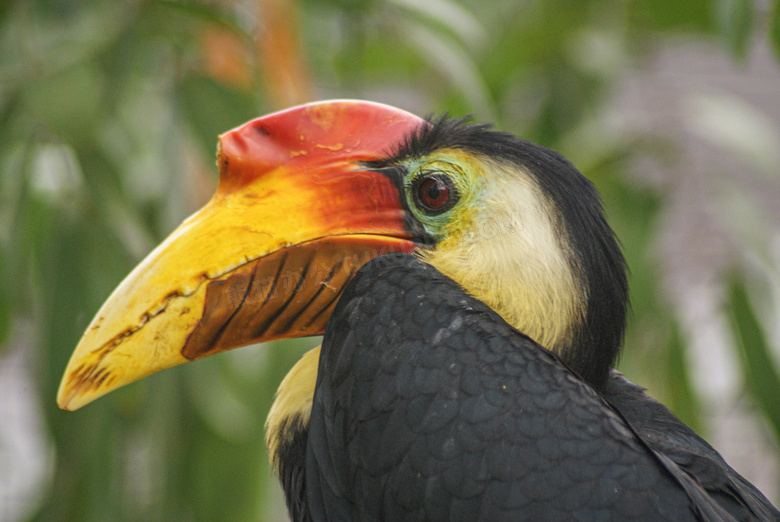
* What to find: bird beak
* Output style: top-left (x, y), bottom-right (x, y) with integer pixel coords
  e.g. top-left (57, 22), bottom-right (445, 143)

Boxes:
top-left (57, 100), bottom-right (424, 411)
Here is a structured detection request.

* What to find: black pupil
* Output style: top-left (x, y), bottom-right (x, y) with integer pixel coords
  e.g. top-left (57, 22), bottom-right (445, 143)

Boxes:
top-left (420, 178), bottom-right (449, 209)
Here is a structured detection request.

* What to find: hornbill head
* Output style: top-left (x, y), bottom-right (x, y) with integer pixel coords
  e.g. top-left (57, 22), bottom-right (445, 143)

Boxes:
top-left (57, 99), bottom-right (627, 469)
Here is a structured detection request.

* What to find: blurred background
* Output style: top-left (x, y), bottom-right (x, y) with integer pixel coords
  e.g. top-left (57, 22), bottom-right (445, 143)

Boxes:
top-left (1, 0), bottom-right (780, 520)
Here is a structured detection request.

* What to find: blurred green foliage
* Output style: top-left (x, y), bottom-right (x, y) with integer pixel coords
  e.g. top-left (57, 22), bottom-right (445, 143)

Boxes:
top-left (730, 278), bottom-right (780, 444)
top-left (772, 0), bottom-right (780, 59)
top-left (1, 0), bottom-right (778, 520)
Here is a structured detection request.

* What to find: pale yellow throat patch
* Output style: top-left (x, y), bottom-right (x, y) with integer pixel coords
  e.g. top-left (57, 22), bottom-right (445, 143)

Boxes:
top-left (416, 160), bottom-right (586, 356)
top-left (265, 345), bottom-right (320, 471)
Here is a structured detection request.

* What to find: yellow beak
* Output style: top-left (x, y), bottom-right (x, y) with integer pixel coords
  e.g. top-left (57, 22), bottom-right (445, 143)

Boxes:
top-left (57, 100), bottom-right (424, 410)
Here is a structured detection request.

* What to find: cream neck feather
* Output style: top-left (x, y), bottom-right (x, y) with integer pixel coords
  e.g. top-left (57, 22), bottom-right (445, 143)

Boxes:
top-left (417, 162), bottom-right (586, 356)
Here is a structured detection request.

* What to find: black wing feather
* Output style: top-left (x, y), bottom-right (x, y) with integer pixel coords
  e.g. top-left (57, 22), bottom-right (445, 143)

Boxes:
top-left (304, 254), bottom-right (736, 521)
top-left (605, 371), bottom-right (780, 521)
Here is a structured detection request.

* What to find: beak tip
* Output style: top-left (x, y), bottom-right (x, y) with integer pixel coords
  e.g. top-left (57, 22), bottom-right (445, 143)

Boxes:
top-left (56, 380), bottom-right (84, 411)
top-left (56, 358), bottom-right (115, 412)
top-left (57, 384), bottom-right (107, 411)
top-left (56, 390), bottom-right (77, 411)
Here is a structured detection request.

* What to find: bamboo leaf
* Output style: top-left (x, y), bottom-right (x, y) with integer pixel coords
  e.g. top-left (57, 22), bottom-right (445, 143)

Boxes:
top-left (728, 277), bottom-right (780, 443)
top-left (715, 0), bottom-right (754, 59)
top-left (772, 0), bottom-right (780, 62)
top-left (387, 0), bottom-right (486, 48)
top-left (665, 322), bottom-right (702, 432)
top-left (178, 75), bottom-right (257, 157)
top-left (632, 0), bottom-right (713, 32)
top-left (0, 249), bottom-right (9, 347)
top-left (399, 19), bottom-right (495, 121)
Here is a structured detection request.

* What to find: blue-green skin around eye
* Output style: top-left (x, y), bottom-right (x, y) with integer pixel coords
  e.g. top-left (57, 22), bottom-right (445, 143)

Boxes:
top-left (401, 154), bottom-right (486, 244)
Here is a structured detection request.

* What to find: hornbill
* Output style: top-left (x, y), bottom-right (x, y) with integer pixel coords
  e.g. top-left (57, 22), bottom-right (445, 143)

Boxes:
top-left (58, 100), bottom-right (779, 521)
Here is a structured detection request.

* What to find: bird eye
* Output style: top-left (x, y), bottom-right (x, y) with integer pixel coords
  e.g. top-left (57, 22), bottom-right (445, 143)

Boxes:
top-left (412, 174), bottom-right (459, 215)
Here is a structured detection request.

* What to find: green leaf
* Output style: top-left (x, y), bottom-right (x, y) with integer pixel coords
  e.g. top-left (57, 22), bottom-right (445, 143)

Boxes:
top-left (728, 278), bottom-right (780, 443)
top-left (665, 323), bottom-right (702, 432)
top-left (629, 0), bottom-right (714, 33)
top-left (715, 0), bottom-right (754, 59)
top-left (154, 0), bottom-right (247, 33)
top-left (178, 75), bottom-right (258, 157)
top-left (399, 19), bottom-right (496, 121)
top-left (0, 246), bottom-right (9, 347)
top-left (387, 0), bottom-right (486, 48)
top-left (771, 0), bottom-right (780, 62)
top-left (21, 62), bottom-right (106, 142)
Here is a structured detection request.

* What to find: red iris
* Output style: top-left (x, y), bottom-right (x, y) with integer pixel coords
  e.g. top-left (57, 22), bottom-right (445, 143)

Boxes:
top-left (419, 177), bottom-right (451, 210)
